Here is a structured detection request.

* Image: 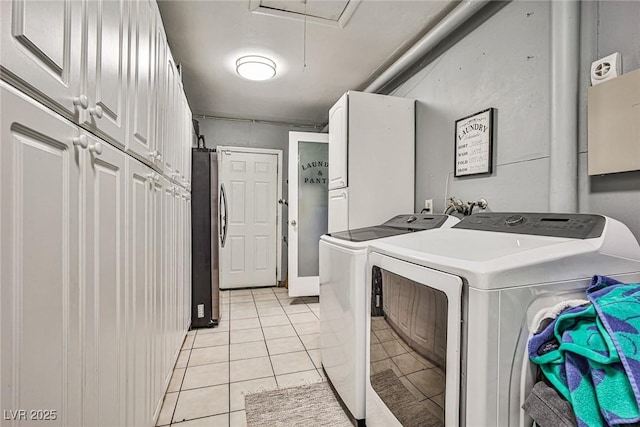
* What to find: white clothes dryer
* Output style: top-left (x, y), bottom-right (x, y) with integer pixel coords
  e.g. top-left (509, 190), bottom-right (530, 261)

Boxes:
top-left (364, 213), bottom-right (640, 427)
top-left (319, 214), bottom-right (459, 425)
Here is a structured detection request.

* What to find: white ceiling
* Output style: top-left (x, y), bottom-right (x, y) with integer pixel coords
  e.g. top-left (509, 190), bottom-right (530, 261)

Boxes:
top-left (157, 0), bottom-right (456, 126)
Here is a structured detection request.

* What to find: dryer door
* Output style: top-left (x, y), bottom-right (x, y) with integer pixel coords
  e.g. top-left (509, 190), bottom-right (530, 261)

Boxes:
top-left (367, 252), bottom-right (463, 427)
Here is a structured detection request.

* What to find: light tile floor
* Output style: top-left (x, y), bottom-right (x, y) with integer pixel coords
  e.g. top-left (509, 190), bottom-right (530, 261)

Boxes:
top-left (156, 287), bottom-right (324, 427)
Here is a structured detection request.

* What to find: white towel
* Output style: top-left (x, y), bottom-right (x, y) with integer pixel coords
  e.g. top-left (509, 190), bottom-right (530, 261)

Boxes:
top-left (532, 299), bottom-right (590, 334)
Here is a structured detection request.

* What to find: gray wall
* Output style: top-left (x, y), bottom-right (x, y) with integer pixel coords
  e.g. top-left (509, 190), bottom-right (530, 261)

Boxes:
top-left (393, 1), bottom-right (552, 215)
top-left (577, 1), bottom-right (640, 240)
top-left (198, 116), bottom-right (319, 281)
top-left (391, 0), bottom-right (640, 240)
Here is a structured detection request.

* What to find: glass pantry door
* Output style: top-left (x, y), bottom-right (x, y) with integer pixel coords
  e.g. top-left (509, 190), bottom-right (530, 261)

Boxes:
top-left (288, 131), bottom-right (329, 297)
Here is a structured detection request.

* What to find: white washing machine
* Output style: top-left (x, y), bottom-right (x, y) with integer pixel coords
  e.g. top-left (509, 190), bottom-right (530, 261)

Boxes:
top-left (319, 214), bottom-right (459, 425)
top-left (364, 213), bottom-right (640, 427)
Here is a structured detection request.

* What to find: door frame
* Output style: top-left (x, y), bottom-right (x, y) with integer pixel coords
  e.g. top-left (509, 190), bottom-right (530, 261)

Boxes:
top-left (216, 145), bottom-right (284, 282)
top-left (287, 131), bottom-right (329, 297)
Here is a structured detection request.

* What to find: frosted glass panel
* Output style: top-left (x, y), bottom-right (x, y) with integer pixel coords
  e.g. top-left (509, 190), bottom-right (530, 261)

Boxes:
top-left (298, 141), bottom-right (329, 277)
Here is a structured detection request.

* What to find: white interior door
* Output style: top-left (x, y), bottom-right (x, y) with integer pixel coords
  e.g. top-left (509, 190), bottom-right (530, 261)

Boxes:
top-left (218, 148), bottom-right (279, 289)
top-left (288, 132), bottom-right (329, 297)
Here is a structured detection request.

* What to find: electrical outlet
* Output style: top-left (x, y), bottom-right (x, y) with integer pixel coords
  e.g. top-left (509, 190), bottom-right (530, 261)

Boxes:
top-left (197, 304), bottom-right (204, 318)
top-left (424, 199), bottom-right (433, 213)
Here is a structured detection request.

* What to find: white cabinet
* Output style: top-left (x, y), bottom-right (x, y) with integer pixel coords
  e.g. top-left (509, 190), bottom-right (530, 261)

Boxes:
top-left (153, 24), bottom-right (169, 173)
top-left (327, 91), bottom-right (415, 231)
top-left (82, 133), bottom-right (127, 427)
top-left (183, 191), bottom-right (192, 330)
top-left (0, 82), bottom-right (83, 427)
top-left (0, 0), bottom-right (82, 119)
top-left (163, 182), bottom-right (177, 370)
top-left (1, 0), bottom-right (193, 424)
top-left (126, 0), bottom-right (156, 164)
top-left (149, 169), bottom-right (165, 420)
top-left (328, 93), bottom-right (348, 190)
top-left (328, 188), bottom-right (349, 233)
top-left (164, 55), bottom-right (178, 173)
top-left (126, 157), bottom-right (154, 427)
top-left (81, 0), bottom-right (129, 148)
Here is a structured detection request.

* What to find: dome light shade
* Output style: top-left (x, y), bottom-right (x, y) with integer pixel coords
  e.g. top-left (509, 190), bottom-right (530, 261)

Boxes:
top-left (236, 55), bottom-right (276, 81)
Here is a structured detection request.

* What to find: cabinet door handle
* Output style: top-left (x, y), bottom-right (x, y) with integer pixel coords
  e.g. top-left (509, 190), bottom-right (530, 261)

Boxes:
top-left (290, 220), bottom-right (297, 226)
top-left (89, 105), bottom-right (103, 119)
top-left (72, 134), bottom-right (88, 149)
top-left (88, 142), bottom-right (103, 155)
top-left (73, 95), bottom-right (88, 109)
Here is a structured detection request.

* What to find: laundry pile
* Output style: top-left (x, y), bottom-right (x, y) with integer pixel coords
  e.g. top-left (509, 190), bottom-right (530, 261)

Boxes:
top-left (526, 275), bottom-right (640, 427)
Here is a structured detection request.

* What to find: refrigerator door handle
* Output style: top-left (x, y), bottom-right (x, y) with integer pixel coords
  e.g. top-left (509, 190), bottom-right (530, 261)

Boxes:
top-left (219, 183), bottom-right (228, 247)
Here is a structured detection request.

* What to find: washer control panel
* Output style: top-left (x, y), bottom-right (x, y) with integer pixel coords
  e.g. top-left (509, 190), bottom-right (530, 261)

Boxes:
top-left (454, 213), bottom-right (606, 239)
top-left (383, 214), bottom-right (449, 231)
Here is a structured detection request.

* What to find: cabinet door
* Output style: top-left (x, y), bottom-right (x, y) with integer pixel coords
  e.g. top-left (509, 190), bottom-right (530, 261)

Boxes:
top-left (162, 182), bottom-right (176, 379)
top-left (173, 187), bottom-right (183, 344)
top-left (82, 0), bottom-right (129, 148)
top-left (153, 23), bottom-right (168, 173)
top-left (127, 0), bottom-right (155, 165)
top-left (149, 173), bottom-right (164, 421)
top-left (184, 192), bottom-right (192, 330)
top-left (164, 56), bottom-right (178, 173)
top-left (328, 188), bottom-right (349, 233)
top-left (328, 93), bottom-right (348, 190)
top-left (0, 0), bottom-right (82, 119)
top-left (83, 135), bottom-right (127, 427)
top-left (184, 106), bottom-right (192, 186)
top-left (0, 83), bottom-right (82, 426)
top-left (126, 158), bottom-right (153, 427)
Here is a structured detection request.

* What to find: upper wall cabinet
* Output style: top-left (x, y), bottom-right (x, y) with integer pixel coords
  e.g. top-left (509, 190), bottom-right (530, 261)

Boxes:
top-left (153, 23), bottom-right (168, 173)
top-left (328, 93), bottom-right (348, 190)
top-left (81, 0), bottom-right (129, 149)
top-left (164, 54), bottom-right (178, 174)
top-left (127, 0), bottom-right (156, 164)
top-left (0, 0), bottom-right (82, 120)
top-left (1, 0), bottom-right (192, 177)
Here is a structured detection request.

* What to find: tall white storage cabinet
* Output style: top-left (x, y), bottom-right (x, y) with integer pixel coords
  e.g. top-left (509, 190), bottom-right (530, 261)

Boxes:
top-left (327, 91), bottom-right (415, 232)
top-left (1, 1), bottom-right (193, 425)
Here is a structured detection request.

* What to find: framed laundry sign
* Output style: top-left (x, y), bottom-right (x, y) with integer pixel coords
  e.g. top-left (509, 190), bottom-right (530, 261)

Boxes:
top-left (454, 108), bottom-right (494, 177)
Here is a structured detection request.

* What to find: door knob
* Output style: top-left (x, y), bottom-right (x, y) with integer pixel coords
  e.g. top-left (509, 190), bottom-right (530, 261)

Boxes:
top-left (88, 142), bottom-right (103, 155)
top-left (72, 134), bottom-right (88, 149)
top-left (290, 220), bottom-right (297, 226)
top-left (73, 95), bottom-right (88, 109)
top-left (89, 105), bottom-right (103, 119)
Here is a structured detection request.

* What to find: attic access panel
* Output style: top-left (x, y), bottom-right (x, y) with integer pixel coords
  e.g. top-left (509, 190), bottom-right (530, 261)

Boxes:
top-left (250, 0), bottom-right (361, 28)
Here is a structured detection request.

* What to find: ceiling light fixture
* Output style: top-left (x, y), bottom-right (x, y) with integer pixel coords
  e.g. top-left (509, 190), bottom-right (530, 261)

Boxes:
top-left (236, 55), bottom-right (276, 81)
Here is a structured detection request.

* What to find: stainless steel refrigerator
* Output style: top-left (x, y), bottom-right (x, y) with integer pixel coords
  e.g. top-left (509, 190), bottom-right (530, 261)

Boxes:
top-left (191, 147), bottom-right (221, 328)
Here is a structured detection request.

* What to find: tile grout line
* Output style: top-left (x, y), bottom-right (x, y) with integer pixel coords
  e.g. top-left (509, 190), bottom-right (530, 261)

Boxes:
top-left (281, 295), bottom-right (322, 382)
top-left (227, 292), bottom-right (232, 426)
top-left (166, 342), bottom-right (193, 426)
top-left (257, 288), bottom-right (279, 387)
